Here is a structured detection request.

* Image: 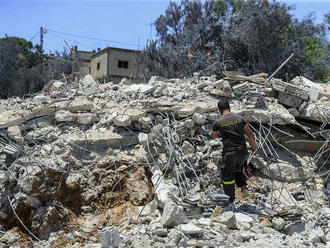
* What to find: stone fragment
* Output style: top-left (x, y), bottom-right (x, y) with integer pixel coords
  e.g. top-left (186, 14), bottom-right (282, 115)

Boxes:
top-left (241, 231), bottom-right (254, 241)
top-left (63, 129), bottom-right (138, 151)
top-left (125, 109), bottom-right (145, 121)
top-left (198, 218), bottom-right (210, 226)
top-left (183, 119), bottom-right (194, 128)
top-left (113, 115), bottom-right (131, 127)
top-left (55, 110), bottom-right (74, 122)
top-left (98, 227), bottom-right (121, 248)
top-left (181, 141), bottom-right (194, 154)
top-left (65, 173), bottom-right (81, 190)
top-left (139, 116), bottom-right (152, 125)
top-left (161, 201), bottom-right (184, 228)
top-left (82, 74), bottom-right (97, 87)
top-left (138, 132), bottom-right (148, 145)
top-left (76, 113), bottom-right (99, 125)
top-left (154, 228), bottom-right (168, 237)
top-left (272, 217), bottom-right (286, 231)
top-left (7, 125), bottom-right (22, 142)
top-left (235, 213), bottom-right (254, 227)
top-left (192, 113), bottom-right (206, 125)
top-left (62, 97), bottom-right (94, 112)
top-left (52, 81), bottom-right (64, 89)
top-left (178, 223), bottom-right (203, 235)
top-left (177, 104), bottom-right (197, 118)
top-left (0, 171), bottom-right (8, 184)
top-left (305, 228), bottom-right (325, 244)
top-left (24, 196), bottom-right (41, 208)
top-left (212, 211), bottom-right (236, 229)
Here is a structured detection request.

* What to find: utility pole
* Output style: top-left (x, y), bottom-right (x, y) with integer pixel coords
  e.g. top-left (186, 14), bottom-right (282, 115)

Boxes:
top-left (40, 27), bottom-right (44, 53)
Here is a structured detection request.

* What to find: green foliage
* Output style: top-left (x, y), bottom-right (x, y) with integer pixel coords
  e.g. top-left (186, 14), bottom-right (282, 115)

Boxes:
top-left (0, 36), bottom-right (72, 98)
top-left (143, 0), bottom-right (330, 83)
top-left (304, 37), bottom-right (324, 65)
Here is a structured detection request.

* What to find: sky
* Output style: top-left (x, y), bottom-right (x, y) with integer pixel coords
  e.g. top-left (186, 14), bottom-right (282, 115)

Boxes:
top-left (0, 0), bottom-right (329, 53)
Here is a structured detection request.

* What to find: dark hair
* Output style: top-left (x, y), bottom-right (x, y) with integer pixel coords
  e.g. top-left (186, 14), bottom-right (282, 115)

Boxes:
top-left (217, 98), bottom-right (230, 110)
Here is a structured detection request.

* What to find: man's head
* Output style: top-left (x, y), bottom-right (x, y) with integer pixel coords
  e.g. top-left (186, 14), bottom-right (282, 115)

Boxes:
top-left (217, 98), bottom-right (230, 114)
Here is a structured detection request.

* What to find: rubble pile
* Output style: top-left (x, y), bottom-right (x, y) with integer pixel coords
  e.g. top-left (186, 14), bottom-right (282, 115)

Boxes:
top-left (0, 73), bottom-right (329, 247)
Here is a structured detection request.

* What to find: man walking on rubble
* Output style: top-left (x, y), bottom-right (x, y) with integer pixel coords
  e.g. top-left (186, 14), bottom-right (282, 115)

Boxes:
top-left (210, 98), bottom-right (257, 207)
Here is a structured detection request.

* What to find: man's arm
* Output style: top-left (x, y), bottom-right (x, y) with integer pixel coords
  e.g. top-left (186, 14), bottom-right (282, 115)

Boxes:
top-left (244, 124), bottom-right (257, 151)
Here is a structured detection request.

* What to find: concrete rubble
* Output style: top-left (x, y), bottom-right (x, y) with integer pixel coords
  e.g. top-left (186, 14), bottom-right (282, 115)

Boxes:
top-left (0, 72), bottom-right (329, 247)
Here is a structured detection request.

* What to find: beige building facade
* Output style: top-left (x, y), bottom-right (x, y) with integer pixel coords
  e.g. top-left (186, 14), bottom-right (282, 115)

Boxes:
top-left (90, 47), bottom-right (140, 82)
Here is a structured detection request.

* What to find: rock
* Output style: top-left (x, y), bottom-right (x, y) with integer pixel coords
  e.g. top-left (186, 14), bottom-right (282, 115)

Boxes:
top-left (149, 76), bottom-right (165, 85)
top-left (62, 129), bottom-right (138, 151)
top-left (272, 217), bottom-right (286, 231)
top-left (261, 161), bottom-right (306, 183)
top-left (288, 107), bottom-right (300, 117)
top-left (151, 170), bottom-right (172, 206)
top-left (24, 196), bottom-right (41, 208)
top-left (183, 119), bottom-right (194, 128)
top-left (212, 211), bottom-right (236, 229)
top-left (241, 231), bottom-right (254, 241)
top-left (181, 141), bottom-right (194, 154)
top-left (305, 228), bottom-right (325, 244)
top-left (98, 226), bottom-right (121, 248)
top-left (0, 229), bottom-right (20, 245)
top-left (18, 166), bottom-right (43, 193)
top-left (126, 84), bottom-right (156, 95)
top-left (235, 213), bottom-right (254, 227)
top-left (62, 97), bottom-right (94, 112)
top-left (82, 74), bottom-right (97, 88)
top-left (75, 113), bottom-right (99, 125)
top-left (7, 125), bottom-right (22, 142)
top-left (138, 132), bottom-right (149, 145)
top-left (198, 218), bottom-right (210, 226)
top-left (113, 115), bottom-right (131, 127)
top-left (125, 109), bottom-right (145, 121)
top-left (55, 110), bottom-right (74, 122)
top-left (291, 76), bottom-right (324, 92)
top-left (65, 173), bottom-right (81, 190)
top-left (139, 116), bottom-right (152, 125)
top-left (227, 231), bottom-right (243, 243)
top-left (0, 171), bottom-right (8, 184)
top-left (192, 113), bottom-right (206, 125)
top-left (155, 228), bottom-right (169, 237)
top-left (161, 201), bottom-right (184, 228)
top-left (176, 104), bottom-right (197, 118)
top-left (178, 223), bottom-right (203, 235)
top-left (52, 81), bottom-right (65, 89)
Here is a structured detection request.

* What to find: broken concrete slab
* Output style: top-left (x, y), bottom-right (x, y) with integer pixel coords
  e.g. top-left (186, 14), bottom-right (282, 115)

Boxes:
top-left (55, 110), bottom-right (74, 122)
top-left (75, 113), bottom-right (99, 125)
top-left (62, 129), bottom-right (138, 152)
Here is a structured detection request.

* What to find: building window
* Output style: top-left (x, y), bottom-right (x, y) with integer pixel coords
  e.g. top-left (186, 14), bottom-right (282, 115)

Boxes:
top-left (97, 62), bottom-right (100, 70)
top-left (118, 60), bottom-right (128, 69)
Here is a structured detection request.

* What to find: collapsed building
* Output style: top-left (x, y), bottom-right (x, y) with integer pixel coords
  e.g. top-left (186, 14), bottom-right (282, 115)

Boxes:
top-left (0, 72), bottom-right (329, 247)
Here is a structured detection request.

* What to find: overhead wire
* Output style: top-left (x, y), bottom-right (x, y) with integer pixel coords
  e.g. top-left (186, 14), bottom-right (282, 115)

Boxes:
top-left (44, 28), bottom-right (139, 48)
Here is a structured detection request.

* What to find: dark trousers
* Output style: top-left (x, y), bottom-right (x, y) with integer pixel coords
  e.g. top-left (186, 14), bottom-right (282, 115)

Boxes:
top-left (221, 149), bottom-right (248, 202)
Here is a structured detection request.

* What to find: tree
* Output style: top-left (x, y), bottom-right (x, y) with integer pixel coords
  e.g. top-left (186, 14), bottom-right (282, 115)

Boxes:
top-left (0, 36), bottom-right (72, 98)
top-left (143, 0), bottom-right (329, 83)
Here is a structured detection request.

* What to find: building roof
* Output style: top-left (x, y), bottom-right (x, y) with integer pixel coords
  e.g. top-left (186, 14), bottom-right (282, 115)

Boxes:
top-left (76, 50), bottom-right (95, 60)
top-left (91, 46), bottom-right (139, 59)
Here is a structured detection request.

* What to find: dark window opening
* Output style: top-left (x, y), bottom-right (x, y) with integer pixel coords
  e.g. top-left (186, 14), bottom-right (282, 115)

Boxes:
top-left (97, 62), bottom-right (100, 70)
top-left (118, 60), bottom-right (128, 69)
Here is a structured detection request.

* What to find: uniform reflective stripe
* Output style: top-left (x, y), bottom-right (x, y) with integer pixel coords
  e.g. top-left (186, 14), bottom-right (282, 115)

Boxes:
top-left (223, 180), bottom-right (235, 185)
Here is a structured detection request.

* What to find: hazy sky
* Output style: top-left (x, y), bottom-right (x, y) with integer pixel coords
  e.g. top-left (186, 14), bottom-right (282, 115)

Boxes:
top-left (0, 0), bottom-right (329, 53)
